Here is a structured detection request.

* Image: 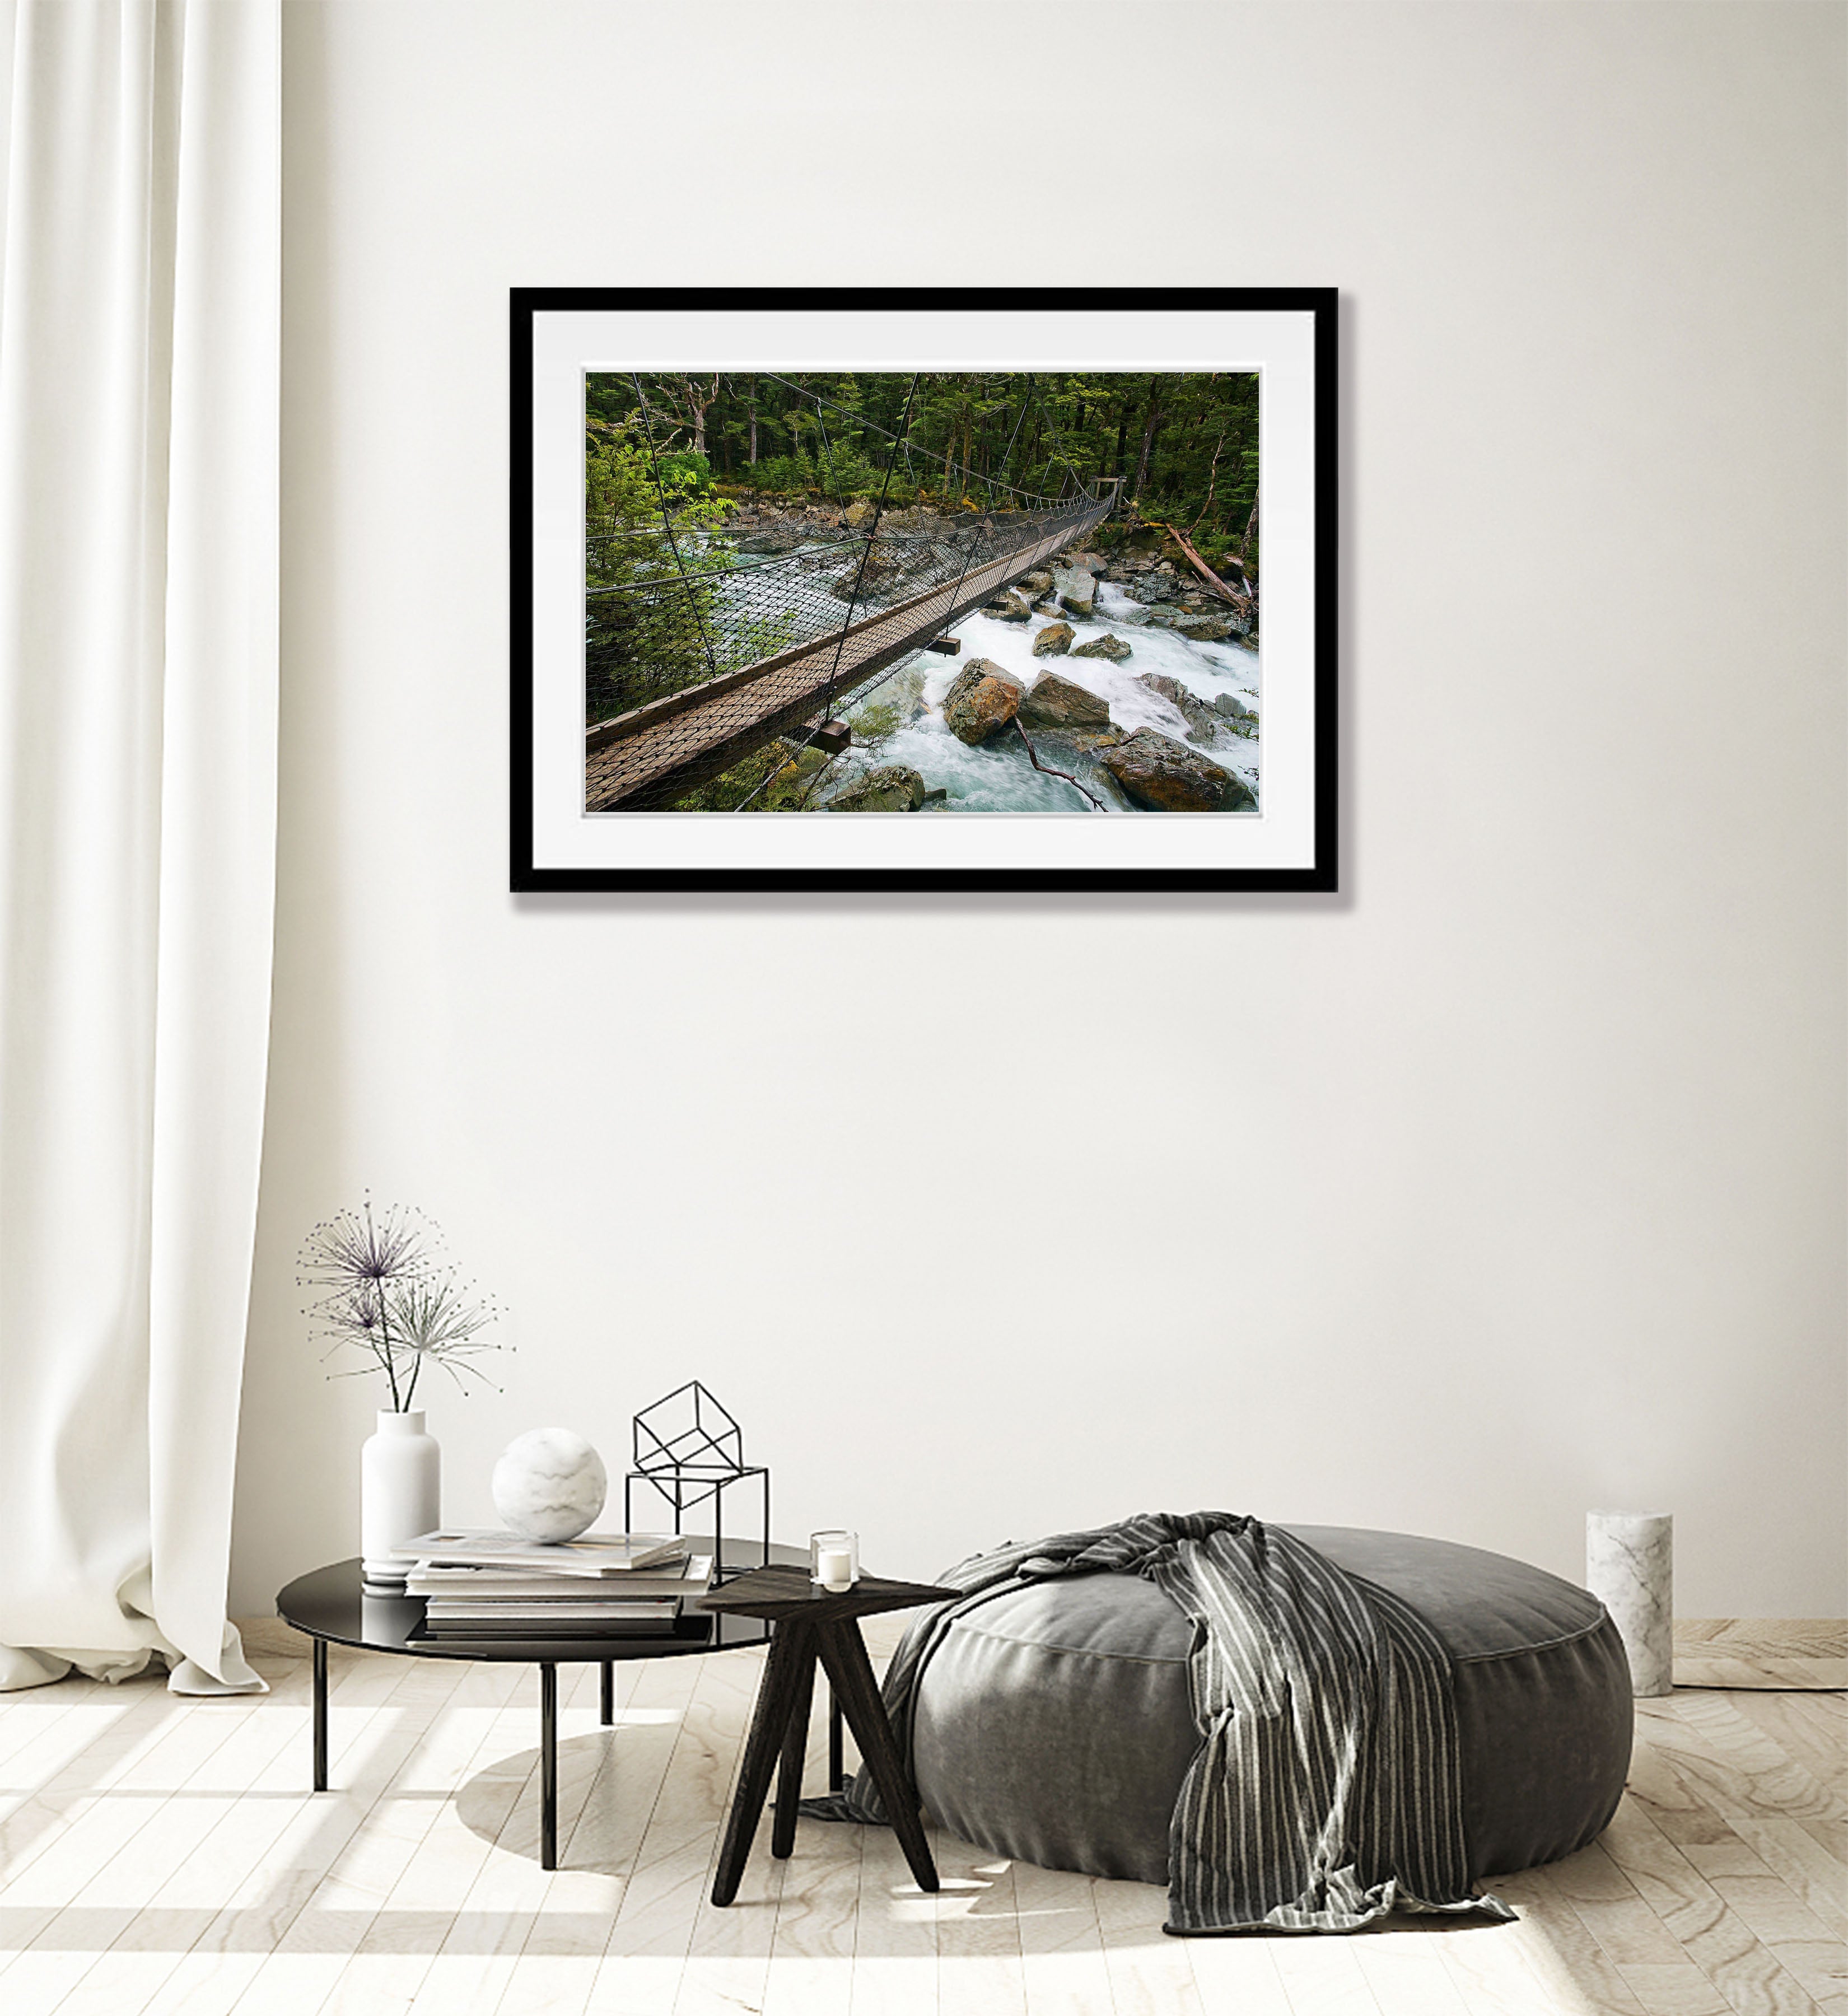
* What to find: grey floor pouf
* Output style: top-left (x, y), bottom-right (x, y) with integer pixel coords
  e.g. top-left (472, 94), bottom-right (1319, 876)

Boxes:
top-left (909, 1524), bottom-right (1633, 1886)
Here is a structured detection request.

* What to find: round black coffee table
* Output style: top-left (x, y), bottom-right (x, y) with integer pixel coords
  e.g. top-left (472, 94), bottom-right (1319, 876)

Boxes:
top-left (278, 1539), bottom-right (810, 1869)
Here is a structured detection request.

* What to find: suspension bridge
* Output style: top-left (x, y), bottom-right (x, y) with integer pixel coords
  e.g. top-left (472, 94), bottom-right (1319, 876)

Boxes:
top-left (583, 375), bottom-right (1122, 812)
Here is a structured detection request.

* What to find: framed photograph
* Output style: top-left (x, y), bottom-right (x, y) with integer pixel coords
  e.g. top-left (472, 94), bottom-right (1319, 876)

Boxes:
top-left (511, 288), bottom-right (1336, 892)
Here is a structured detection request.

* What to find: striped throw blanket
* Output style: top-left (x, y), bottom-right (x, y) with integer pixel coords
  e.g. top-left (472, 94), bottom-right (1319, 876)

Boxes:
top-left (804, 1510), bottom-right (1514, 1935)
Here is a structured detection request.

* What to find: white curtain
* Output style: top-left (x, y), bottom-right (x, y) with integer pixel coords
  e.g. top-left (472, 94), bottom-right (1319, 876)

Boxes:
top-left (0, 0), bottom-right (279, 1693)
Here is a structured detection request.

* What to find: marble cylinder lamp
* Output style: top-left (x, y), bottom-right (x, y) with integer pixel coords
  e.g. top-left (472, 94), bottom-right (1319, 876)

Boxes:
top-left (1586, 1510), bottom-right (1673, 1697)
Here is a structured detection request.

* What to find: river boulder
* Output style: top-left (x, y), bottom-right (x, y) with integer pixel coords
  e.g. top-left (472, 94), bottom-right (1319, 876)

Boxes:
top-left (1053, 567), bottom-right (1098, 619)
top-left (1072, 633), bottom-right (1132, 663)
top-left (829, 547), bottom-right (902, 603)
top-left (986, 590), bottom-right (1032, 623)
top-left (1032, 620), bottom-right (1075, 657)
top-left (843, 497), bottom-right (876, 529)
top-left (1177, 614), bottom-right (1236, 643)
top-left (942, 660), bottom-right (1024, 744)
top-left (736, 526), bottom-right (803, 555)
top-left (1018, 672), bottom-right (1111, 730)
top-left (1097, 730), bottom-right (1253, 813)
top-left (825, 765), bottom-right (927, 812)
top-left (1019, 570), bottom-right (1053, 595)
top-left (1212, 692), bottom-right (1252, 718)
top-left (1137, 671), bottom-right (1220, 744)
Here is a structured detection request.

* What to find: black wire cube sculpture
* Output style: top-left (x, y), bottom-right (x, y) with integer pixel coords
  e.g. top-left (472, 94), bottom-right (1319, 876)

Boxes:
top-left (624, 1381), bottom-right (768, 1584)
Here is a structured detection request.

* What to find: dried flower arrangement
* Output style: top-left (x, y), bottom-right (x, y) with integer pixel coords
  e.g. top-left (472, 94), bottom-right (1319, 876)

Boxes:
top-left (297, 1198), bottom-right (507, 1411)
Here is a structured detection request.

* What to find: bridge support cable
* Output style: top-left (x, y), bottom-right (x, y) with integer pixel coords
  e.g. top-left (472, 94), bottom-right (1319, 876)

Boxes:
top-left (990, 382), bottom-right (1032, 513)
top-left (628, 372), bottom-right (721, 687)
top-left (816, 372), bottom-right (921, 729)
top-left (1031, 376), bottom-right (1098, 508)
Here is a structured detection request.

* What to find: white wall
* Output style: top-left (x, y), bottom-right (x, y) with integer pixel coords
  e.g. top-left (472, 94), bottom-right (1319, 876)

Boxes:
top-left (230, 1), bottom-right (1847, 1620)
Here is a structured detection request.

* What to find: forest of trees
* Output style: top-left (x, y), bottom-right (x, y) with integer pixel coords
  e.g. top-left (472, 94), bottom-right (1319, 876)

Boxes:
top-left (583, 370), bottom-right (1259, 730)
top-left (585, 370), bottom-right (1260, 568)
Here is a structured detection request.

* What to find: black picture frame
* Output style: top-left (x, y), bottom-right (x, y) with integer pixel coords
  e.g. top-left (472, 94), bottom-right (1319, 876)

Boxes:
top-left (511, 287), bottom-right (1337, 893)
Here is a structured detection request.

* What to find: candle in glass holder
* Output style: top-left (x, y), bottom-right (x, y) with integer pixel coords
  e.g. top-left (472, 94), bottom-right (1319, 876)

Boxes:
top-left (810, 1529), bottom-right (859, 1592)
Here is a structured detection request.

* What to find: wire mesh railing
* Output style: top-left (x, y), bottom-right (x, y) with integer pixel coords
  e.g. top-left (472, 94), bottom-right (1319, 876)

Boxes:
top-left (582, 485), bottom-right (1120, 810)
top-left (585, 494), bottom-right (1116, 731)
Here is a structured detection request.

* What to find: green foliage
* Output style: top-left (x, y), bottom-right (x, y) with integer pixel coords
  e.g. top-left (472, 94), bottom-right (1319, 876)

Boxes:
top-left (816, 442), bottom-right (880, 497)
top-left (732, 451), bottom-right (816, 495)
top-left (584, 419), bottom-right (735, 722)
top-left (730, 442), bottom-right (888, 501)
top-left (585, 421), bottom-right (728, 553)
top-left (652, 448), bottom-right (714, 496)
top-left (589, 367), bottom-right (1261, 554)
top-left (847, 699), bottom-right (900, 741)
top-left (668, 740), bottom-right (832, 813)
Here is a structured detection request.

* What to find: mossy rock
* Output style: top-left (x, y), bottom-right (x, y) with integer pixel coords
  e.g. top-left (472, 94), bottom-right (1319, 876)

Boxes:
top-left (825, 765), bottom-right (927, 813)
top-left (1097, 730), bottom-right (1253, 813)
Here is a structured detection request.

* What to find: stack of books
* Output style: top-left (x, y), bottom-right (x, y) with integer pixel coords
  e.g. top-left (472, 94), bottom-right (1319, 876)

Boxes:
top-left (402, 1529), bottom-right (714, 1640)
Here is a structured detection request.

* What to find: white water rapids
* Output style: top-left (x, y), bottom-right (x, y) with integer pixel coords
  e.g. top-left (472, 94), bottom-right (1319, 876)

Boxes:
top-left (823, 577), bottom-right (1261, 814)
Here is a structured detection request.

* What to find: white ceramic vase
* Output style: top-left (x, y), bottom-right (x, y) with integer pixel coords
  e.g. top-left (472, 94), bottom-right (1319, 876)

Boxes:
top-left (361, 1409), bottom-right (441, 1588)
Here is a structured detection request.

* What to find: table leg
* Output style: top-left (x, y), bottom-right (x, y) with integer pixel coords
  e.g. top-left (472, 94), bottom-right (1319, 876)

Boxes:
top-left (829, 1685), bottom-right (844, 1791)
top-left (771, 1632), bottom-right (816, 1860)
top-left (540, 1663), bottom-right (558, 1872)
top-left (312, 1639), bottom-right (328, 1793)
top-left (815, 1624), bottom-right (938, 1894)
top-left (600, 1661), bottom-right (614, 1728)
top-left (711, 1620), bottom-right (812, 1907)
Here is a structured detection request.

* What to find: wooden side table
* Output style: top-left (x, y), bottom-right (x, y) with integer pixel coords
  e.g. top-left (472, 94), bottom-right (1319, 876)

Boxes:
top-left (697, 1566), bottom-right (958, 1906)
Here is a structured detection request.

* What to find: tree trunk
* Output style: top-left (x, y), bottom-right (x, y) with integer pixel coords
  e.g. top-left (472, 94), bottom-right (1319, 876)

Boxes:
top-left (1189, 431), bottom-right (1226, 533)
top-left (748, 378), bottom-right (758, 463)
top-left (1238, 484), bottom-right (1260, 563)
top-left (684, 373), bottom-right (718, 457)
top-left (1131, 374), bottom-right (1162, 499)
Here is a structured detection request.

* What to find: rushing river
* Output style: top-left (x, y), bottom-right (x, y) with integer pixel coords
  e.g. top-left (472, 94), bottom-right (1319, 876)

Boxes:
top-left (823, 578), bottom-right (1261, 814)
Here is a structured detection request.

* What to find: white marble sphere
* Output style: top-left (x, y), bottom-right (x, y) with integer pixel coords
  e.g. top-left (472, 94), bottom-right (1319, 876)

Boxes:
top-left (492, 1429), bottom-right (608, 1543)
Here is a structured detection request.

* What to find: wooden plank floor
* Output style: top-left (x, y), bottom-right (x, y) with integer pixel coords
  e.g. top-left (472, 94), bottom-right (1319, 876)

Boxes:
top-left (0, 1618), bottom-right (1836, 2015)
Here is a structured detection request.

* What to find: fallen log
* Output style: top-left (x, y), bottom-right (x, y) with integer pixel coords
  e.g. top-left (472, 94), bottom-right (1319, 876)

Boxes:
top-left (1146, 521), bottom-right (1254, 613)
top-left (1012, 718), bottom-right (1105, 812)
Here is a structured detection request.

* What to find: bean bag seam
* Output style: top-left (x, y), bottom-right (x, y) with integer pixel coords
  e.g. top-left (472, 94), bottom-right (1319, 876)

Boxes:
top-left (946, 1602), bottom-right (1613, 1667)
top-left (944, 1618), bottom-right (1191, 1665)
top-left (1450, 1613), bottom-right (1614, 1663)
